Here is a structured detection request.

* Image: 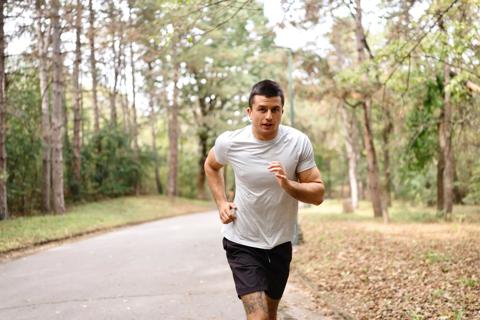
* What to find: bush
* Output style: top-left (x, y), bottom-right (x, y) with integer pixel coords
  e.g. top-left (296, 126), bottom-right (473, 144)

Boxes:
top-left (81, 128), bottom-right (150, 198)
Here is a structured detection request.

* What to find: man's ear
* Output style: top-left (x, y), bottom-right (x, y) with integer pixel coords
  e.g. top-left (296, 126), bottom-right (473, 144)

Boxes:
top-left (246, 107), bottom-right (252, 118)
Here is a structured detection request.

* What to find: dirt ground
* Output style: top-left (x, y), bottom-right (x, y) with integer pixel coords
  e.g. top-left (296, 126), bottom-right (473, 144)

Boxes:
top-left (293, 213), bottom-right (480, 319)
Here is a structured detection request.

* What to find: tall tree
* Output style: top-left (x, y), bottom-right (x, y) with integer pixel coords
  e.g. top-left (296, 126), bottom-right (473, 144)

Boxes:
top-left (35, 0), bottom-right (52, 212)
top-left (0, 0), bottom-right (7, 220)
top-left (439, 17), bottom-right (454, 216)
top-left (147, 62), bottom-right (163, 194)
top-left (382, 100), bottom-right (394, 207)
top-left (120, 52), bottom-right (130, 134)
top-left (339, 102), bottom-right (360, 209)
top-left (127, 1), bottom-right (140, 194)
top-left (88, 0), bottom-right (99, 133)
top-left (328, 18), bottom-right (361, 209)
top-left (353, 0), bottom-right (386, 220)
top-left (72, 0), bottom-right (83, 196)
top-left (167, 61), bottom-right (179, 197)
top-left (107, 1), bottom-right (122, 126)
top-left (50, 0), bottom-right (66, 214)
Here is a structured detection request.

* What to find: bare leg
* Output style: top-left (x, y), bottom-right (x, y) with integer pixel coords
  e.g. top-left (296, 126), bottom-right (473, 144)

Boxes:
top-left (241, 291), bottom-right (269, 320)
top-left (266, 294), bottom-right (280, 320)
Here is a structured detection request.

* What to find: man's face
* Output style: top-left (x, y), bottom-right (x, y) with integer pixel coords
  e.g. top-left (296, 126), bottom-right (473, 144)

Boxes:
top-left (247, 95), bottom-right (283, 141)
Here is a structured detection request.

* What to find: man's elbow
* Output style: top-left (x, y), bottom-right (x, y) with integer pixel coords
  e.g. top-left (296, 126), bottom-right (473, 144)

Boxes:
top-left (312, 197), bottom-right (324, 206)
top-left (312, 185), bottom-right (325, 206)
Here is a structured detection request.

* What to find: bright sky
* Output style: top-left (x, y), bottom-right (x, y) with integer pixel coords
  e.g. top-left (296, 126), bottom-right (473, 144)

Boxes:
top-left (6, 1), bottom-right (428, 57)
top-left (262, 0), bottom-right (428, 55)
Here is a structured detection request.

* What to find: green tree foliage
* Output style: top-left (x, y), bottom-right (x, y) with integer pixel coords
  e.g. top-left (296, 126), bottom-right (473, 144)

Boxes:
top-left (6, 70), bottom-right (42, 214)
top-left (81, 128), bottom-right (148, 198)
top-left (465, 161), bottom-right (480, 204)
top-left (5, 70), bottom-right (151, 214)
top-left (404, 77), bottom-right (443, 171)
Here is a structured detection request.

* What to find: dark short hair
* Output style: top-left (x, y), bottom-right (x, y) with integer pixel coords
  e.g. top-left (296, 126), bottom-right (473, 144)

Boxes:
top-left (248, 80), bottom-right (285, 107)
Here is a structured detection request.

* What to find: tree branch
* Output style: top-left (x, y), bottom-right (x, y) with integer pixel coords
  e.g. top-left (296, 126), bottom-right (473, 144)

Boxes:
top-left (382, 0), bottom-right (459, 86)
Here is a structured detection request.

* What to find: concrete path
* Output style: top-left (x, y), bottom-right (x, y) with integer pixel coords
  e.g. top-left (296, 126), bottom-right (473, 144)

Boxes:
top-left (0, 211), bottom-right (323, 320)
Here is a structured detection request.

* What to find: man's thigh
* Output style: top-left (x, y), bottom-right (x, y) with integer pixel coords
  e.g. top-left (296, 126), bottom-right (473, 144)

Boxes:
top-left (223, 238), bottom-right (269, 297)
top-left (266, 241), bottom-right (292, 299)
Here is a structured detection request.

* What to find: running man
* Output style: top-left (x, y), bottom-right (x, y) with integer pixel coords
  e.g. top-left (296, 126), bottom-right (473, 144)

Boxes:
top-left (204, 79), bottom-right (324, 320)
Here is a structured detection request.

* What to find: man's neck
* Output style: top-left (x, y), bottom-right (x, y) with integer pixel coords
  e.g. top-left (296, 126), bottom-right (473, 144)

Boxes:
top-left (252, 126), bottom-right (279, 141)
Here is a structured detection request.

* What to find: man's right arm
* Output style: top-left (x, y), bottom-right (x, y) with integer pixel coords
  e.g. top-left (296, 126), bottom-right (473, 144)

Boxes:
top-left (204, 148), bottom-right (236, 224)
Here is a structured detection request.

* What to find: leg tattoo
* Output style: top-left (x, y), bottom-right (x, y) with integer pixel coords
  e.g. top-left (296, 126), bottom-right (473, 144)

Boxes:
top-left (241, 291), bottom-right (269, 316)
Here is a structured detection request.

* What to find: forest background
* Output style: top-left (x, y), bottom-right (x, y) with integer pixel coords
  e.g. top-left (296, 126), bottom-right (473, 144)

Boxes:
top-left (1, 0), bottom-right (479, 220)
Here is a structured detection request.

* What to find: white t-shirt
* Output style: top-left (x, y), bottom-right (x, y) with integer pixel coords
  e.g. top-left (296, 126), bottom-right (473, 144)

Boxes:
top-left (214, 124), bottom-right (317, 249)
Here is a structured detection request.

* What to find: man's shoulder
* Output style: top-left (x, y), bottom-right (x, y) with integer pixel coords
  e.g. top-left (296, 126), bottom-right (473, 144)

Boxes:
top-left (217, 125), bottom-right (250, 141)
top-left (280, 125), bottom-right (310, 141)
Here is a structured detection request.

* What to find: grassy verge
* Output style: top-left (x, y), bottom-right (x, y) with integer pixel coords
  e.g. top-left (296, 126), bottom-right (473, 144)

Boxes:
top-left (294, 199), bottom-right (480, 319)
top-left (300, 199), bottom-right (480, 223)
top-left (0, 195), bottom-right (214, 255)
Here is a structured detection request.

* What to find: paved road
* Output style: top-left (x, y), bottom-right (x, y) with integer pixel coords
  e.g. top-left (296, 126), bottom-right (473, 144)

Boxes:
top-left (0, 211), bottom-right (323, 320)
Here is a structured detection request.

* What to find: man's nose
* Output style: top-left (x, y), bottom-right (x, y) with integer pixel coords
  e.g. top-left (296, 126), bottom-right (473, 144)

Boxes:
top-left (265, 110), bottom-right (273, 120)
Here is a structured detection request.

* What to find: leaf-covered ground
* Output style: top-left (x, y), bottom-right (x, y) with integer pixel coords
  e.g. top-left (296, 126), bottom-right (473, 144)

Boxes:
top-left (293, 203), bottom-right (480, 319)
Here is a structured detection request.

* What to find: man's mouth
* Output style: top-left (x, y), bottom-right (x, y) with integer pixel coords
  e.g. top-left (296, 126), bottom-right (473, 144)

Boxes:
top-left (261, 123), bottom-right (273, 129)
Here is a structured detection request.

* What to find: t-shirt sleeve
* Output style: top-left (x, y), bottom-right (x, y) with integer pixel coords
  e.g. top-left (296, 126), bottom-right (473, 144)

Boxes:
top-left (213, 131), bottom-right (231, 165)
top-left (296, 135), bottom-right (317, 173)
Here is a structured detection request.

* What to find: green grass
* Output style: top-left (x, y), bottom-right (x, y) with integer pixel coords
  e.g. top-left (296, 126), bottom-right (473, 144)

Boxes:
top-left (424, 250), bottom-right (449, 264)
top-left (459, 277), bottom-right (478, 288)
top-left (299, 199), bottom-right (480, 224)
top-left (0, 195), bottom-right (213, 254)
top-left (431, 289), bottom-right (446, 298)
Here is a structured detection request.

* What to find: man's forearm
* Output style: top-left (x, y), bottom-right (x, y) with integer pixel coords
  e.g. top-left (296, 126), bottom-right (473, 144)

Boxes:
top-left (205, 165), bottom-right (227, 207)
top-left (282, 180), bottom-right (324, 205)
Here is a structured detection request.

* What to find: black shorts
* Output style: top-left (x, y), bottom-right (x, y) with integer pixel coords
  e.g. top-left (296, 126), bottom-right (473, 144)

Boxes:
top-left (222, 237), bottom-right (292, 300)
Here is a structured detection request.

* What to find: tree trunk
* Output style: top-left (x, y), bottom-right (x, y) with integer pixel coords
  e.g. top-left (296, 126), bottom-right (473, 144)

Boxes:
top-left (72, 0), bottom-right (82, 198)
top-left (35, 0), bottom-right (51, 212)
top-left (168, 63), bottom-right (179, 198)
top-left (441, 61), bottom-right (454, 215)
top-left (108, 2), bottom-right (118, 126)
top-left (438, 18), bottom-right (454, 216)
top-left (121, 93), bottom-right (130, 133)
top-left (354, 0), bottom-right (385, 220)
top-left (147, 62), bottom-right (163, 194)
top-left (119, 36), bottom-right (129, 133)
top-left (50, 0), bottom-right (65, 214)
top-left (382, 101), bottom-right (394, 207)
top-left (361, 99), bottom-right (384, 219)
top-left (437, 144), bottom-right (445, 211)
top-left (128, 3), bottom-right (140, 195)
top-left (339, 102), bottom-right (359, 209)
top-left (0, 0), bottom-right (7, 220)
top-left (196, 132), bottom-right (208, 200)
top-left (88, 0), bottom-right (99, 134)
top-left (194, 94), bottom-right (210, 200)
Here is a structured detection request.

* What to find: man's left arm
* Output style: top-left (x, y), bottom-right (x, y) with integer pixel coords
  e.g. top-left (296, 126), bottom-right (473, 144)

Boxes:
top-left (268, 161), bottom-right (325, 205)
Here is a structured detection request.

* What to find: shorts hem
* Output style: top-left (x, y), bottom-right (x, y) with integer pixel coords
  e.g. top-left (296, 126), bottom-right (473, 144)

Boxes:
top-left (236, 287), bottom-right (268, 299)
top-left (265, 290), bottom-right (283, 300)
